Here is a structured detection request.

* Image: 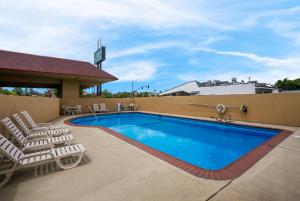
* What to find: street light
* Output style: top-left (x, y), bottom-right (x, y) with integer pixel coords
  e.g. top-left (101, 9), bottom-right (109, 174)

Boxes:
top-left (131, 82), bottom-right (150, 99)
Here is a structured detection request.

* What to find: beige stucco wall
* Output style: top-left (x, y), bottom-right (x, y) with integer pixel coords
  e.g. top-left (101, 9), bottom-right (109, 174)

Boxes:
top-left (0, 94), bottom-right (60, 136)
top-left (60, 97), bottom-right (132, 113)
top-left (61, 93), bottom-right (300, 127)
top-left (134, 93), bottom-right (300, 127)
top-left (62, 79), bottom-right (79, 99)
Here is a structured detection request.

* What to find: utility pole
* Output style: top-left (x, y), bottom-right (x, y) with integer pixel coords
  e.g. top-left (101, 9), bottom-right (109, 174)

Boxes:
top-left (131, 82), bottom-right (134, 98)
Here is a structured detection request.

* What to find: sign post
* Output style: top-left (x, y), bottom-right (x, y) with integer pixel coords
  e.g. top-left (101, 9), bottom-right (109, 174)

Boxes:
top-left (94, 39), bottom-right (106, 96)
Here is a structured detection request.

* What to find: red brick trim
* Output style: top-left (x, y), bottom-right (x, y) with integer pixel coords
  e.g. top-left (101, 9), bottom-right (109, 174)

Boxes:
top-left (64, 114), bottom-right (293, 180)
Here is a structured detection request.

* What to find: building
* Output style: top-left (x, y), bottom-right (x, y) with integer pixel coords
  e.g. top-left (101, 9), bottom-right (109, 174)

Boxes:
top-left (0, 49), bottom-right (117, 99)
top-left (160, 78), bottom-right (277, 96)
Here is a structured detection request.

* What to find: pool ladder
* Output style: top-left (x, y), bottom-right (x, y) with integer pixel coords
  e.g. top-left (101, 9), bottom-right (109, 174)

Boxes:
top-left (88, 105), bottom-right (99, 120)
top-left (216, 113), bottom-right (234, 123)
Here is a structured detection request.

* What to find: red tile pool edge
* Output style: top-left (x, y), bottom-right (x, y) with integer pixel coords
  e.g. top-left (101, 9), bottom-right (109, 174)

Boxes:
top-left (64, 115), bottom-right (293, 180)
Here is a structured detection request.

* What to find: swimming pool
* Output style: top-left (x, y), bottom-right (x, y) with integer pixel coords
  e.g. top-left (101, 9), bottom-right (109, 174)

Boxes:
top-left (67, 112), bottom-right (291, 179)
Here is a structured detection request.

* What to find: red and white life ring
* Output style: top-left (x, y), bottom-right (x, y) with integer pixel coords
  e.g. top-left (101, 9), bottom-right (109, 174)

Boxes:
top-left (216, 104), bottom-right (226, 113)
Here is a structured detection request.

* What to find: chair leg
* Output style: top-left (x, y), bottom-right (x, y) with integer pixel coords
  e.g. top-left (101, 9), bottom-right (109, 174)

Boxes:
top-left (0, 163), bottom-right (16, 188)
top-left (55, 153), bottom-right (83, 170)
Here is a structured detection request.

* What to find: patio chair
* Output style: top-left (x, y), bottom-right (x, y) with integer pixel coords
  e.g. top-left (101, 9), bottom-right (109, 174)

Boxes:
top-left (100, 103), bottom-right (109, 113)
top-left (93, 103), bottom-right (101, 113)
top-left (62, 105), bottom-right (71, 116)
top-left (134, 104), bottom-right (138, 111)
top-left (21, 111), bottom-right (66, 131)
top-left (1, 117), bottom-right (74, 152)
top-left (75, 105), bottom-right (82, 114)
top-left (0, 134), bottom-right (85, 188)
top-left (12, 113), bottom-right (70, 139)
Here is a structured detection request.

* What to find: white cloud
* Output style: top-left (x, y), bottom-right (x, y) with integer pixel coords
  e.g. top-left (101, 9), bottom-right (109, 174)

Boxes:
top-left (6, 0), bottom-right (223, 29)
top-left (0, 0), bottom-right (228, 59)
top-left (244, 6), bottom-right (300, 27)
top-left (106, 61), bottom-right (160, 82)
top-left (109, 41), bottom-right (181, 59)
top-left (267, 20), bottom-right (300, 45)
top-left (109, 37), bottom-right (229, 60)
top-left (194, 47), bottom-right (300, 69)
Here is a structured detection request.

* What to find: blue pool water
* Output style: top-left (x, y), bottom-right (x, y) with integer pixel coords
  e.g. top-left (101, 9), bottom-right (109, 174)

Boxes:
top-left (70, 113), bottom-right (280, 170)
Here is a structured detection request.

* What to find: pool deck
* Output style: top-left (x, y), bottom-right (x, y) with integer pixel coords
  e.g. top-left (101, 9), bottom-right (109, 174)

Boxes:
top-left (1, 113), bottom-right (300, 201)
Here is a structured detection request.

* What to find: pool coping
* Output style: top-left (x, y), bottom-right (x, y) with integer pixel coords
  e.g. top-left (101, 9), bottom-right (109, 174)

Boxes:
top-left (64, 112), bottom-right (293, 180)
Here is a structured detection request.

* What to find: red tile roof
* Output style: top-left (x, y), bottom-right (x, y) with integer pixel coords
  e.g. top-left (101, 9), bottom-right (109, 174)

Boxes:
top-left (0, 49), bottom-right (117, 81)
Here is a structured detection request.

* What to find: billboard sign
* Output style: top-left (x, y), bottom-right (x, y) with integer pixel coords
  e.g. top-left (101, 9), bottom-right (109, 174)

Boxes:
top-left (94, 46), bottom-right (106, 64)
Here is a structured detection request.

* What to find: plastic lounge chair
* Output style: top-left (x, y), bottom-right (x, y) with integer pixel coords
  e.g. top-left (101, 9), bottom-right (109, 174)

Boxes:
top-left (0, 134), bottom-right (85, 188)
top-left (75, 105), bottom-right (82, 114)
top-left (21, 111), bottom-right (65, 131)
top-left (11, 114), bottom-right (70, 138)
top-left (93, 103), bottom-right (101, 113)
top-left (100, 103), bottom-right (109, 112)
top-left (1, 117), bottom-right (74, 152)
top-left (62, 105), bottom-right (71, 116)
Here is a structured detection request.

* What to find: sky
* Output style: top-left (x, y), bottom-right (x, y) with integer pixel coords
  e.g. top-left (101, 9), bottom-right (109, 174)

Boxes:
top-left (1, 0), bottom-right (300, 93)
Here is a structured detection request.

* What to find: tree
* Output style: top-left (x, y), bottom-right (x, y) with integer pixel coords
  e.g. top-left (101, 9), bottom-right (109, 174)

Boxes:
top-left (29, 88), bottom-right (34, 96)
top-left (275, 78), bottom-right (300, 90)
top-left (13, 87), bottom-right (24, 96)
top-left (0, 88), bottom-right (16, 95)
top-left (101, 89), bottom-right (113, 98)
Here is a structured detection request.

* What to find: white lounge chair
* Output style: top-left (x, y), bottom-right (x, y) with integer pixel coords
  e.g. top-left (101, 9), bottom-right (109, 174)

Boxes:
top-left (100, 103), bottom-right (109, 112)
top-left (12, 113), bottom-right (70, 139)
top-left (75, 105), bottom-right (82, 114)
top-left (0, 134), bottom-right (85, 188)
top-left (62, 105), bottom-right (71, 116)
top-left (93, 103), bottom-right (101, 113)
top-left (1, 117), bottom-right (74, 152)
top-left (21, 111), bottom-right (66, 131)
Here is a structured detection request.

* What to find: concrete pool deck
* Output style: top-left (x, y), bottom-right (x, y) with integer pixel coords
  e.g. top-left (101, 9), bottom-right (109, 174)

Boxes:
top-left (0, 114), bottom-right (300, 201)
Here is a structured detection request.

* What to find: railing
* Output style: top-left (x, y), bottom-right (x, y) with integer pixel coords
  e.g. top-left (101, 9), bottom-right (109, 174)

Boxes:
top-left (184, 103), bottom-right (240, 109)
top-left (88, 105), bottom-right (99, 120)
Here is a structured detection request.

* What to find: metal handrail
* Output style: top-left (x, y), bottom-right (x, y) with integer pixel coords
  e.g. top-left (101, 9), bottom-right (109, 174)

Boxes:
top-left (183, 103), bottom-right (240, 108)
top-left (88, 105), bottom-right (99, 120)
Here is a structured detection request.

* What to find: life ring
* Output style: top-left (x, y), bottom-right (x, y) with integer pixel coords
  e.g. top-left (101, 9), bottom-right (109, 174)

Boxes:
top-left (240, 104), bottom-right (248, 112)
top-left (216, 104), bottom-right (226, 113)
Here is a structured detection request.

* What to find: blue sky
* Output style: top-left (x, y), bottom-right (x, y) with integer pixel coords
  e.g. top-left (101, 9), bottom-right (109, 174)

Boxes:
top-left (1, 0), bottom-right (300, 93)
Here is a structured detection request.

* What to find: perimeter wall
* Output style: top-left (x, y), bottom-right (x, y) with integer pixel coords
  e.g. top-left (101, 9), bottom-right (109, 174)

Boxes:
top-left (0, 94), bottom-right (60, 135)
top-left (60, 93), bottom-right (300, 127)
top-left (0, 93), bottom-right (299, 136)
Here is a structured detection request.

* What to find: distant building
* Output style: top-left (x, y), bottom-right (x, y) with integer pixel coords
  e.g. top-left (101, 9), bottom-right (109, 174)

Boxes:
top-left (159, 78), bottom-right (277, 96)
